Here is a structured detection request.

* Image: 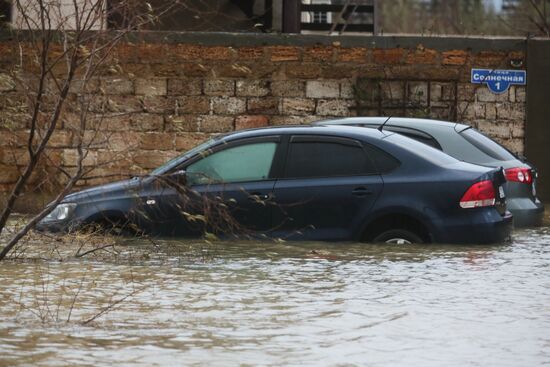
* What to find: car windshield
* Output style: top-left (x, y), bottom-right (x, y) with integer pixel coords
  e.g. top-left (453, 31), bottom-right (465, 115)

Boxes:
top-left (459, 128), bottom-right (516, 162)
top-left (150, 138), bottom-right (217, 176)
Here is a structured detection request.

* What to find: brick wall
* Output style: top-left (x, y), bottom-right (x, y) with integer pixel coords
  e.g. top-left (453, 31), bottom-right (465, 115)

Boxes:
top-left (0, 32), bottom-right (528, 206)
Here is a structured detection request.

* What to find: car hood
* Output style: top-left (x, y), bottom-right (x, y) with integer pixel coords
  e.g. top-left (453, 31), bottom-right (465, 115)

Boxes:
top-left (63, 177), bottom-right (143, 203)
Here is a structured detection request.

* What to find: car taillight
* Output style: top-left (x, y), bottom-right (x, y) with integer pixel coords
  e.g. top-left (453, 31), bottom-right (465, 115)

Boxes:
top-left (460, 180), bottom-right (496, 209)
top-left (504, 167), bottom-right (533, 184)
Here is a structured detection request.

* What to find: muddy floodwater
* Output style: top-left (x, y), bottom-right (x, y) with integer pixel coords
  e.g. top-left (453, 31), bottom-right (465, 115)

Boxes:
top-left (1, 217), bottom-right (549, 366)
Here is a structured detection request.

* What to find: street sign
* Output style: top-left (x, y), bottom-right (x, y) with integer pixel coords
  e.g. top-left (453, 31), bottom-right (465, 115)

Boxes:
top-left (471, 69), bottom-right (526, 94)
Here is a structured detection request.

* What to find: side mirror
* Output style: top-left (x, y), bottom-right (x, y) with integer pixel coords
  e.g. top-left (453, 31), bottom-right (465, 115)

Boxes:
top-left (168, 169), bottom-right (187, 186)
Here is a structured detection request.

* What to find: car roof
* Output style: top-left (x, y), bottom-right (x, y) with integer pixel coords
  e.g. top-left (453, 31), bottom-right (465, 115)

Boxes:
top-left (313, 117), bottom-right (471, 133)
top-left (220, 124), bottom-right (395, 142)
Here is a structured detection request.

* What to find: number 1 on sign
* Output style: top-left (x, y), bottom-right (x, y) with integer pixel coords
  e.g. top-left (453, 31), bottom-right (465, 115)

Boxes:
top-left (495, 82), bottom-right (501, 91)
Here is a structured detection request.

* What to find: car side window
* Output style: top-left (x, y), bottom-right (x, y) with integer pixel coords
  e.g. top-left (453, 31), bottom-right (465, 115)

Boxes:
top-left (285, 138), bottom-right (376, 178)
top-left (186, 142), bottom-right (278, 185)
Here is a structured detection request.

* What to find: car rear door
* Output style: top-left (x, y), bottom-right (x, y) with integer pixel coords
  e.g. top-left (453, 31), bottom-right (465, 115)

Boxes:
top-left (271, 135), bottom-right (383, 241)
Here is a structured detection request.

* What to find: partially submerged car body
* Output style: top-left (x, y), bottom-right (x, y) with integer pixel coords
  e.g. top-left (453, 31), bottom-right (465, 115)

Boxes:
top-left (315, 117), bottom-right (544, 227)
top-left (38, 125), bottom-right (512, 244)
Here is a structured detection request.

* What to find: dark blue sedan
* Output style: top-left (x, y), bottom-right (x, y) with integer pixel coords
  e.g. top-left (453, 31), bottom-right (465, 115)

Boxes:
top-left (38, 125), bottom-right (512, 244)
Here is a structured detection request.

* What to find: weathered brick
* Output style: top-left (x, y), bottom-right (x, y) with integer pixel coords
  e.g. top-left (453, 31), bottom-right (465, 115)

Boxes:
top-left (306, 80), bottom-right (340, 98)
top-left (247, 97), bottom-right (280, 114)
top-left (211, 97), bottom-right (246, 114)
top-left (135, 78), bottom-right (167, 96)
top-left (304, 46), bottom-right (334, 62)
top-left (457, 84), bottom-right (477, 101)
top-left (284, 63), bottom-right (322, 79)
top-left (269, 46), bottom-right (301, 62)
top-left (204, 79), bottom-right (235, 96)
top-left (62, 149), bottom-right (97, 167)
top-left (476, 87), bottom-right (509, 103)
top-left (338, 48), bottom-right (367, 63)
top-left (107, 95), bottom-right (143, 113)
top-left (198, 115), bottom-right (234, 133)
top-left (0, 164), bottom-right (20, 183)
top-left (237, 47), bottom-right (264, 60)
top-left (134, 150), bottom-right (179, 169)
top-left (235, 115), bottom-right (269, 130)
top-left (236, 80), bottom-right (270, 97)
top-left (177, 96), bottom-right (210, 114)
top-left (167, 78), bottom-right (202, 96)
top-left (281, 98), bottom-right (315, 115)
top-left (271, 80), bottom-right (305, 97)
top-left (442, 50), bottom-right (469, 65)
top-left (515, 87), bottom-right (526, 102)
top-left (373, 49), bottom-right (406, 64)
top-left (458, 102), bottom-right (485, 119)
top-left (100, 77), bottom-right (133, 95)
top-left (140, 132), bottom-right (175, 150)
top-left (316, 99), bottom-right (353, 116)
top-left (406, 48), bottom-right (438, 64)
top-left (201, 46), bottom-right (236, 61)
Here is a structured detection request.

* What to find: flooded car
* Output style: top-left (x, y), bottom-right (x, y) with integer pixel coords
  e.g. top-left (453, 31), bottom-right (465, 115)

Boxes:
top-left (37, 125), bottom-right (512, 244)
top-left (315, 117), bottom-right (544, 226)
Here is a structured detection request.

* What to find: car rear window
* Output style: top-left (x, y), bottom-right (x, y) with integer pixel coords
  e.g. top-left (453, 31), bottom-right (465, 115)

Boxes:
top-left (285, 139), bottom-right (376, 178)
top-left (385, 133), bottom-right (458, 166)
top-left (459, 128), bottom-right (516, 161)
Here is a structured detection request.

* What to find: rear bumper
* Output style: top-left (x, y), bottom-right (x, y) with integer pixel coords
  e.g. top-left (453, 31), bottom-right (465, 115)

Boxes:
top-left (507, 197), bottom-right (544, 227)
top-left (431, 209), bottom-right (513, 244)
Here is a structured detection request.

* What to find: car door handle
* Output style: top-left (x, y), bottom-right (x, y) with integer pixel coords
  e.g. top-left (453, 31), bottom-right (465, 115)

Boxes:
top-left (352, 187), bottom-right (372, 197)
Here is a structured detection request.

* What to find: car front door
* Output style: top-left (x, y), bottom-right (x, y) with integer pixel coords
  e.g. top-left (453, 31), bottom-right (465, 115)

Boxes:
top-left (174, 136), bottom-right (282, 235)
top-left (271, 135), bottom-right (384, 241)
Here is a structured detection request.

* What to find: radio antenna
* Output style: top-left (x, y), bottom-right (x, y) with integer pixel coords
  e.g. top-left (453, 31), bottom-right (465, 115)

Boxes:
top-left (378, 116), bottom-right (392, 132)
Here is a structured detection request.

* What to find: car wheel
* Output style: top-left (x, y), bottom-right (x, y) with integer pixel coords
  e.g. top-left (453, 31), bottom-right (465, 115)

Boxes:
top-left (373, 229), bottom-right (424, 244)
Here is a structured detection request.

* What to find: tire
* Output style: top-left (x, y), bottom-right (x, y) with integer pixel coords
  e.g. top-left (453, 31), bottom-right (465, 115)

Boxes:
top-left (372, 229), bottom-right (424, 244)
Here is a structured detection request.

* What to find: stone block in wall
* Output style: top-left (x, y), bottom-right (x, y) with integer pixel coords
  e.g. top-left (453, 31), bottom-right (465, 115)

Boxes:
top-left (133, 150), bottom-right (179, 170)
top-left (204, 80), bottom-right (235, 96)
top-left (0, 74), bottom-right (15, 92)
top-left (0, 164), bottom-right (20, 183)
top-left (235, 115), bottom-right (269, 130)
top-left (495, 103), bottom-right (525, 121)
top-left (130, 113), bottom-right (164, 131)
top-left (485, 104), bottom-right (497, 120)
top-left (135, 78), bottom-right (167, 96)
top-left (177, 96), bottom-right (209, 114)
top-left (175, 133), bottom-right (211, 151)
top-left (62, 149), bottom-right (98, 167)
top-left (271, 80), bottom-right (305, 97)
top-left (284, 63), bottom-right (323, 79)
top-left (236, 80), bottom-right (270, 97)
top-left (457, 84), bottom-right (476, 102)
top-left (316, 99), bottom-right (353, 116)
top-left (167, 78), bottom-right (202, 96)
top-left (430, 82), bottom-right (455, 102)
top-left (100, 77), bottom-right (133, 95)
top-left (181, 63), bottom-right (212, 78)
top-left (281, 98), bottom-right (316, 115)
top-left (407, 82), bottom-right (429, 106)
top-left (270, 115), bottom-right (321, 125)
top-left (105, 132), bottom-right (140, 152)
top-left (247, 97), bottom-right (280, 114)
top-left (340, 80), bottom-right (354, 99)
top-left (515, 87), bottom-right (526, 103)
top-left (165, 115), bottom-right (199, 132)
top-left (458, 102), bottom-right (486, 119)
top-left (142, 96), bottom-right (175, 114)
top-left (106, 95), bottom-right (143, 113)
top-left (476, 120), bottom-right (511, 139)
top-left (201, 46), bottom-right (237, 61)
top-left (211, 97), bottom-right (247, 114)
top-left (237, 47), bottom-right (264, 60)
top-left (140, 132), bottom-right (175, 150)
top-left (198, 115), bottom-right (234, 133)
top-left (306, 80), bottom-right (340, 98)
top-left (476, 87), bottom-right (509, 102)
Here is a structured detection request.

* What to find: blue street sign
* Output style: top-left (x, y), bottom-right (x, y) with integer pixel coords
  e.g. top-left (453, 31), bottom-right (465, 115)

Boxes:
top-left (471, 69), bottom-right (526, 94)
